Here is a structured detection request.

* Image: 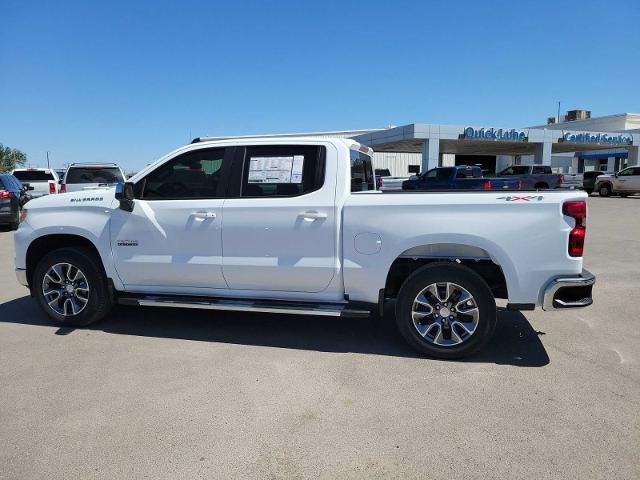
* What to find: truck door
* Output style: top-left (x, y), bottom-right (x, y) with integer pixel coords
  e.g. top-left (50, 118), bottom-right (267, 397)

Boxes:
top-left (110, 147), bottom-right (233, 290)
top-left (616, 167), bottom-right (640, 191)
top-left (221, 144), bottom-right (337, 293)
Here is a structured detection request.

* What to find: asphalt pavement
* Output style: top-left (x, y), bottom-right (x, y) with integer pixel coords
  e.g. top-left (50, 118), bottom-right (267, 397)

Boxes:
top-left (0, 196), bottom-right (638, 479)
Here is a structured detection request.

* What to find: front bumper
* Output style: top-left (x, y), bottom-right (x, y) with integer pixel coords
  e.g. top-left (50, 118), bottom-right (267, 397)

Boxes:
top-left (15, 268), bottom-right (28, 287)
top-left (542, 269), bottom-right (595, 311)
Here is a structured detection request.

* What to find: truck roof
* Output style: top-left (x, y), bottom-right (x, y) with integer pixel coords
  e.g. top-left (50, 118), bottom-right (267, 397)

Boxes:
top-left (190, 136), bottom-right (373, 155)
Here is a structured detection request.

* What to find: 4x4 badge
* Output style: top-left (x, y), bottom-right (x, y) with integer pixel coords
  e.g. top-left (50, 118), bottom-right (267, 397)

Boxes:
top-left (497, 195), bottom-right (544, 202)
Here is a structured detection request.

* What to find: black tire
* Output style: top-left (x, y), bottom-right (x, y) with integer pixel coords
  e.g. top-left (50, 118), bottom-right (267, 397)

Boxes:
top-left (33, 247), bottom-right (113, 327)
top-left (395, 263), bottom-right (497, 360)
top-left (619, 193), bottom-right (630, 198)
top-left (584, 189), bottom-right (593, 195)
top-left (598, 183), bottom-right (612, 197)
top-left (534, 183), bottom-right (549, 190)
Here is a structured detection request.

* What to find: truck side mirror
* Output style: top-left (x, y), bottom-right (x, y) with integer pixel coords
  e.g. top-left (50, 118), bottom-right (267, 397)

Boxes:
top-left (115, 182), bottom-right (135, 212)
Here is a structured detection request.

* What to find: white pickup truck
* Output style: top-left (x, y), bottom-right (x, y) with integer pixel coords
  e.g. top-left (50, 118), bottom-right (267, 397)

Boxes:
top-left (14, 137), bottom-right (595, 359)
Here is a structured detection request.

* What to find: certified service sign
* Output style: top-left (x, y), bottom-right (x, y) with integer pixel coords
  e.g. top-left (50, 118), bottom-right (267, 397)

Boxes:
top-left (562, 131), bottom-right (633, 146)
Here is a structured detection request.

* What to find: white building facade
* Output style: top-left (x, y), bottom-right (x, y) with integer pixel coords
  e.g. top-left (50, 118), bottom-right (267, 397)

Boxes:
top-left (201, 113), bottom-right (639, 177)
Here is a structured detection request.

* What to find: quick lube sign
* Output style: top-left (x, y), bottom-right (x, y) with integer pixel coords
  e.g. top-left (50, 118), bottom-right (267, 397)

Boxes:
top-left (464, 127), bottom-right (527, 142)
top-left (562, 131), bottom-right (633, 145)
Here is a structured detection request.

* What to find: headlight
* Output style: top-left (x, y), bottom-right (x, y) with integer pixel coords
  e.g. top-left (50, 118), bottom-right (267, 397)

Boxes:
top-left (20, 208), bottom-right (28, 222)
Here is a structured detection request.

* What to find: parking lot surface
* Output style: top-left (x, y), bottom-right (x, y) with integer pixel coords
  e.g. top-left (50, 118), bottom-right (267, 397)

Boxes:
top-left (0, 196), bottom-right (638, 479)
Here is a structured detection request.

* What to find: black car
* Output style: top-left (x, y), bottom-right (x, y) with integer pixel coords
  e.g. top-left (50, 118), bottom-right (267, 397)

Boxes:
top-left (582, 171), bottom-right (612, 195)
top-left (0, 174), bottom-right (32, 230)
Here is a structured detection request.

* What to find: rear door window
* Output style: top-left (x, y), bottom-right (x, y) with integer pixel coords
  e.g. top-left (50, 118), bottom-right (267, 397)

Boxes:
top-left (13, 170), bottom-right (55, 181)
top-left (239, 145), bottom-right (326, 197)
top-left (66, 167), bottom-right (124, 184)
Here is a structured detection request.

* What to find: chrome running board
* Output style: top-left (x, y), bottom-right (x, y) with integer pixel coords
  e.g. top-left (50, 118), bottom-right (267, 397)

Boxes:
top-left (118, 295), bottom-right (371, 318)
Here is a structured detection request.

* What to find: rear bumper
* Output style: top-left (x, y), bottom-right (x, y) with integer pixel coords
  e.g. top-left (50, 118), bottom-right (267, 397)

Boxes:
top-left (15, 268), bottom-right (28, 287)
top-left (542, 269), bottom-right (595, 311)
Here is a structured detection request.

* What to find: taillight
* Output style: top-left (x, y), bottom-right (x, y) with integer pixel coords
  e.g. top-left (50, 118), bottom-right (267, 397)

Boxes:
top-left (563, 201), bottom-right (587, 257)
top-left (517, 180), bottom-right (522, 190)
top-left (49, 182), bottom-right (56, 194)
top-left (483, 181), bottom-right (492, 190)
top-left (60, 184), bottom-right (66, 193)
top-left (559, 174), bottom-right (565, 184)
top-left (0, 190), bottom-right (13, 198)
top-left (376, 177), bottom-right (382, 190)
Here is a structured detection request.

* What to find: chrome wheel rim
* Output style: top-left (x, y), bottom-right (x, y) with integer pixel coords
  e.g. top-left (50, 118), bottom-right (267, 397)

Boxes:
top-left (42, 263), bottom-right (90, 316)
top-left (411, 282), bottom-right (479, 347)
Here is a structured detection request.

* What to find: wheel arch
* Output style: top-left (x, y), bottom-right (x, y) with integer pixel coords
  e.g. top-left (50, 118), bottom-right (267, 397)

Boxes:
top-left (26, 234), bottom-right (108, 289)
top-left (382, 241), bottom-right (514, 301)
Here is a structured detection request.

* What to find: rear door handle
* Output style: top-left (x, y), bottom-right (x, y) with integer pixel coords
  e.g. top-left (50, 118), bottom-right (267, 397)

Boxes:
top-left (191, 211), bottom-right (217, 219)
top-left (300, 211), bottom-right (327, 221)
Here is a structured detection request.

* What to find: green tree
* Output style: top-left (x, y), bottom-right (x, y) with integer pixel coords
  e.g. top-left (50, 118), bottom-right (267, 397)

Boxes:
top-left (0, 144), bottom-right (27, 173)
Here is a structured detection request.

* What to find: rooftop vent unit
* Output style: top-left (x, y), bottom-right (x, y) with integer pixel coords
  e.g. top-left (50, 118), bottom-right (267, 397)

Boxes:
top-left (564, 110), bottom-right (591, 122)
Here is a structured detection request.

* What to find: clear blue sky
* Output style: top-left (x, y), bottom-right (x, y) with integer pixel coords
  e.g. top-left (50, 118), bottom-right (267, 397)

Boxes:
top-left (1, 0), bottom-right (639, 171)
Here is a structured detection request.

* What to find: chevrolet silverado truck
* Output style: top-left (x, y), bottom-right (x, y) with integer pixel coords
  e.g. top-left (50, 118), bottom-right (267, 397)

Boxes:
top-left (14, 137), bottom-right (595, 359)
top-left (402, 166), bottom-right (521, 191)
top-left (594, 166), bottom-right (640, 197)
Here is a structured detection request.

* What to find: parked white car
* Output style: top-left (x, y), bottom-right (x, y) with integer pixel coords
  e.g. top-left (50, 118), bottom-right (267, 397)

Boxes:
top-left (594, 166), bottom-right (640, 197)
top-left (60, 163), bottom-right (125, 193)
top-left (14, 137), bottom-right (594, 358)
top-left (380, 175), bottom-right (411, 191)
top-left (11, 168), bottom-right (59, 197)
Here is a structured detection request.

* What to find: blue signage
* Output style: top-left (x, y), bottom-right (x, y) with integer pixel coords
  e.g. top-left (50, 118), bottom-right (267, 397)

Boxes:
top-left (464, 127), bottom-right (527, 142)
top-left (562, 132), bottom-right (633, 145)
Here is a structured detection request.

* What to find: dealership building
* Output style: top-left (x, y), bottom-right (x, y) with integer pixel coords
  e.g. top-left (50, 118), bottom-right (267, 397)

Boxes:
top-left (211, 111), bottom-right (639, 177)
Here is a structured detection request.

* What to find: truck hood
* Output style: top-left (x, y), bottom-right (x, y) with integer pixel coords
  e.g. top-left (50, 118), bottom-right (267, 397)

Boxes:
top-left (24, 189), bottom-right (116, 210)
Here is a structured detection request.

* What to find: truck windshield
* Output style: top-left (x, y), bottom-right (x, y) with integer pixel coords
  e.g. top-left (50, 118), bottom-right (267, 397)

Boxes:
top-left (66, 167), bottom-right (124, 184)
top-left (350, 150), bottom-right (375, 192)
top-left (13, 170), bottom-right (55, 181)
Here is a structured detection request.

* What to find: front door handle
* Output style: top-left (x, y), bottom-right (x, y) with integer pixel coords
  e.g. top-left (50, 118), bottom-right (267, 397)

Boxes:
top-left (300, 211), bottom-right (327, 221)
top-left (191, 211), bottom-right (217, 219)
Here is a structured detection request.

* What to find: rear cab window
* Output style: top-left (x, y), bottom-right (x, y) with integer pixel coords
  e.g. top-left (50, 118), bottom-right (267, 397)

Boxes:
top-left (350, 149), bottom-right (375, 192)
top-left (13, 170), bottom-right (55, 182)
top-left (501, 166), bottom-right (529, 175)
top-left (66, 166), bottom-right (124, 184)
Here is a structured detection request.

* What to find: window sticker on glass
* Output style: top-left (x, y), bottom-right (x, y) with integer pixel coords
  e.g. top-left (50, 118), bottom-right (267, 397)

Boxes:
top-left (248, 156), bottom-right (304, 184)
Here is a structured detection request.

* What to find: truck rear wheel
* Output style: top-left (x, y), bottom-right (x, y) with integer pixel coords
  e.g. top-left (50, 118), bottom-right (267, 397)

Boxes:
top-left (33, 247), bottom-right (113, 327)
top-left (395, 263), bottom-right (497, 359)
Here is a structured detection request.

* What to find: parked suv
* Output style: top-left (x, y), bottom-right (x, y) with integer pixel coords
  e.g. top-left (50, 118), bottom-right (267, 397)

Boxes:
top-left (0, 174), bottom-right (32, 229)
top-left (61, 163), bottom-right (125, 193)
top-left (11, 168), bottom-right (59, 197)
top-left (594, 166), bottom-right (640, 197)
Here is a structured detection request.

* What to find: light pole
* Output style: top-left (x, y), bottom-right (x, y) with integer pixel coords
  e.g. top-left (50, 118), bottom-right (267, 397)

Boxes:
top-left (46, 151), bottom-right (51, 169)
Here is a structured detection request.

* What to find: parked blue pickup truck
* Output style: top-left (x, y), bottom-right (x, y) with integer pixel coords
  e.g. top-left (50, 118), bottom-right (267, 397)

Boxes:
top-left (402, 166), bottom-right (522, 191)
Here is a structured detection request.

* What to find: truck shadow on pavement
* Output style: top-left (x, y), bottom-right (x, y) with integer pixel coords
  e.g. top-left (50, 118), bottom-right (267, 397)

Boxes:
top-left (0, 296), bottom-right (549, 367)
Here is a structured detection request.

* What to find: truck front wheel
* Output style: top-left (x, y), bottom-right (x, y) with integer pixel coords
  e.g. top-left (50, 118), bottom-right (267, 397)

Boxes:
top-left (33, 247), bottom-right (113, 327)
top-left (395, 263), bottom-right (497, 359)
top-left (598, 183), bottom-right (612, 197)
